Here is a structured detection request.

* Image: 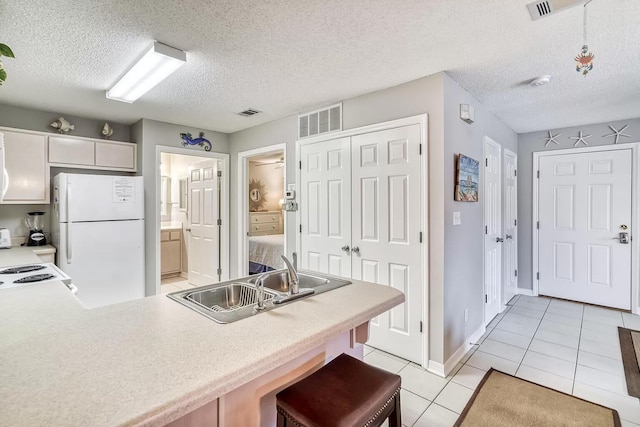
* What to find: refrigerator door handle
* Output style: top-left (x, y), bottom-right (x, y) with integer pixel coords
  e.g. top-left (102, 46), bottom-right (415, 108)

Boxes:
top-left (67, 181), bottom-right (72, 263)
top-left (0, 133), bottom-right (8, 201)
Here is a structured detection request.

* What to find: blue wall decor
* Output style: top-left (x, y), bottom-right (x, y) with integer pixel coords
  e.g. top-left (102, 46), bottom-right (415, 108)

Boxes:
top-left (180, 131), bottom-right (212, 151)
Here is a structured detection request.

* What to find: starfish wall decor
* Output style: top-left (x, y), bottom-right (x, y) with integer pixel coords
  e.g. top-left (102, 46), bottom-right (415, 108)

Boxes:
top-left (603, 125), bottom-right (631, 144)
top-left (569, 131), bottom-right (592, 147)
top-left (542, 131), bottom-right (561, 147)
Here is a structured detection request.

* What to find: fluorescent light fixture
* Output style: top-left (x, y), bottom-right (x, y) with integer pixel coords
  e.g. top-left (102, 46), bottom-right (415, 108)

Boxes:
top-left (106, 42), bottom-right (186, 103)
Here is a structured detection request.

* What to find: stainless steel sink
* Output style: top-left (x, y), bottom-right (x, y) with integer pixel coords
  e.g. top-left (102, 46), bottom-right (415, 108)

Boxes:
top-left (167, 270), bottom-right (351, 323)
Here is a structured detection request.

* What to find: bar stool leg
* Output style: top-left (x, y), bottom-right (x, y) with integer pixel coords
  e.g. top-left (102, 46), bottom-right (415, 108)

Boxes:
top-left (389, 392), bottom-right (401, 427)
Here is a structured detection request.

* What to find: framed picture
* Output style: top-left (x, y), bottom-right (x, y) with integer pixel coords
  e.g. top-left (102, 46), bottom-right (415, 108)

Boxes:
top-left (455, 154), bottom-right (479, 202)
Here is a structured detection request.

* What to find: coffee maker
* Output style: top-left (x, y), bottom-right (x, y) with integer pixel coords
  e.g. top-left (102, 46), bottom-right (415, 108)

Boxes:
top-left (25, 211), bottom-right (47, 246)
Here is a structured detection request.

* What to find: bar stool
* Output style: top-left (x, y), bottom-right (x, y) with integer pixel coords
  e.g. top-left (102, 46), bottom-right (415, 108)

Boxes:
top-left (276, 353), bottom-right (401, 427)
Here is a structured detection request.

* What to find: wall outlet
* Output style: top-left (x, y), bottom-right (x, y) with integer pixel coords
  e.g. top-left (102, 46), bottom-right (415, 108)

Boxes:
top-left (464, 308), bottom-right (469, 323)
top-left (453, 211), bottom-right (462, 226)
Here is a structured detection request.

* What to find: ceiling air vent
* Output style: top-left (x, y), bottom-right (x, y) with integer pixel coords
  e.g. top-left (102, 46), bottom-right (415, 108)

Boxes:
top-left (238, 108), bottom-right (261, 117)
top-left (526, 0), bottom-right (583, 21)
top-left (298, 103), bottom-right (342, 139)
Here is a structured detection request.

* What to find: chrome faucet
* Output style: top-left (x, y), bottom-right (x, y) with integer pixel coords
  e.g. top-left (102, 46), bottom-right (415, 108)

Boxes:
top-left (254, 274), bottom-right (266, 311)
top-left (281, 255), bottom-right (299, 295)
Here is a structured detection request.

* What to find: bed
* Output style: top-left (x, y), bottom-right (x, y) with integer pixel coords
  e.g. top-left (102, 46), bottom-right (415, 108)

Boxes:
top-left (249, 234), bottom-right (285, 274)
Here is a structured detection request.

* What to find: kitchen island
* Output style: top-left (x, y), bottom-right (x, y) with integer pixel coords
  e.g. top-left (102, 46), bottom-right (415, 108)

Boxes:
top-left (0, 247), bottom-right (404, 426)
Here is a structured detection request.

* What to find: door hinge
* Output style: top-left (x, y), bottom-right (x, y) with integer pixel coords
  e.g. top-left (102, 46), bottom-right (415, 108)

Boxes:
top-left (419, 321), bottom-right (423, 333)
top-left (485, 225), bottom-right (488, 235)
top-left (419, 232), bottom-right (423, 243)
top-left (515, 269), bottom-right (518, 277)
top-left (217, 218), bottom-right (222, 226)
top-left (537, 170), bottom-right (540, 178)
top-left (485, 158), bottom-right (488, 167)
top-left (514, 169), bottom-right (517, 177)
top-left (419, 144), bottom-right (422, 155)
top-left (485, 294), bottom-right (488, 303)
top-left (217, 170), bottom-right (222, 177)
top-left (299, 224), bottom-right (302, 233)
top-left (537, 221), bottom-right (540, 229)
top-left (537, 272), bottom-right (540, 280)
top-left (514, 219), bottom-right (517, 227)
top-left (299, 160), bottom-right (302, 170)
top-left (217, 268), bottom-right (222, 276)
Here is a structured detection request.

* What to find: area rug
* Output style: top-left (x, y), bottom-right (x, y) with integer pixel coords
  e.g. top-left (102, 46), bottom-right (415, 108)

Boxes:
top-left (618, 326), bottom-right (640, 398)
top-left (454, 369), bottom-right (621, 427)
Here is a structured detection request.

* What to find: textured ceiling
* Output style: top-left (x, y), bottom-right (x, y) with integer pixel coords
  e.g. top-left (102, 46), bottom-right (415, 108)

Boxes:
top-left (0, 0), bottom-right (638, 134)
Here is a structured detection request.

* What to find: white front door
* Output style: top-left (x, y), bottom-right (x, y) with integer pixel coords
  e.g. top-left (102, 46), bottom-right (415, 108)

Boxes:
top-left (352, 125), bottom-right (423, 364)
top-left (299, 137), bottom-right (352, 277)
top-left (484, 137), bottom-right (502, 323)
top-left (503, 149), bottom-right (518, 305)
top-left (188, 160), bottom-right (220, 286)
top-left (538, 149), bottom-right (632, 309)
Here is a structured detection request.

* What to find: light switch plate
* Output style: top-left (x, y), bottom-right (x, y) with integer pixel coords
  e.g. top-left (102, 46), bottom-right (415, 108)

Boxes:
top-left (453, 211), bottom-right (462, 226)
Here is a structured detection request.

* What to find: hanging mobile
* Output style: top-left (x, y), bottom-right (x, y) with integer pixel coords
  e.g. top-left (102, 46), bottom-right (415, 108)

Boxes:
top-left (575, 1), bottom-right (595, 76)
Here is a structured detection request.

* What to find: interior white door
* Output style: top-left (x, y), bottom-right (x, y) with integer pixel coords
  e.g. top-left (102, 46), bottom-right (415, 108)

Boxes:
top-left (188, 160), bottom-right (220, 286)
top-left (538, 150), bottom-right (632, 309)
top-left (352, 125), bottom-right (423, 364)
top-left (299, 137), bottom-right (352, 277)
top-left (503, 149), bottom-right (518, 306)
top-left (484, 138), bottom-right (502, 324)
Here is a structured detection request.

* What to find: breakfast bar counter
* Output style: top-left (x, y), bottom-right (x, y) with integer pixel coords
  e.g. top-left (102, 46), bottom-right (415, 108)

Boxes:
top-left (0, 248), bottom-right (404, 426)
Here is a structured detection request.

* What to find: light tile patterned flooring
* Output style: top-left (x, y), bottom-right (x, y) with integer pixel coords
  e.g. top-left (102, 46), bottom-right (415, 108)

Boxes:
top-left (160, 276), bottom-right (194, 294)
top-left (364, 295), bottom-right (640, 427)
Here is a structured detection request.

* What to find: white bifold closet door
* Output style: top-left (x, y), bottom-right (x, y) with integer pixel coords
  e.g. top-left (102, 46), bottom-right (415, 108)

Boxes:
top-left (299, 124), bottom-right (423, 364)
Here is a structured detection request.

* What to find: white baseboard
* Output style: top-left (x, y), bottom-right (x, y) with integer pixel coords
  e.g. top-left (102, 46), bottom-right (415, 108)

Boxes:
top-left (428, 324), bottom-right (485, 378)
top-left (427, 360), bottom-right (445, 377)
top-left (517, 288), bottom-right (535, 296)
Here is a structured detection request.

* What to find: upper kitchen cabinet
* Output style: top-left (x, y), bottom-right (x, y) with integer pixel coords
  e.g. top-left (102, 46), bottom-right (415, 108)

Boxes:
top-left (49, 136), bottom-right (137, 172)
top-left (0, 129), bottom-right (49, 204)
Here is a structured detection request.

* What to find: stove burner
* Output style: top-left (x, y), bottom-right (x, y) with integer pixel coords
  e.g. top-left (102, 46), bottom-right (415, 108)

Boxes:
top-left (13, 274), bottom-right (55, 284)
top-left (0, 265), bottom-right (46, 274)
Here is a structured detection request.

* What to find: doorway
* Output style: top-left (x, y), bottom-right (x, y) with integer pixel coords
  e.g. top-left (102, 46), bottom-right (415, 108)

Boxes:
top-left (237, 144), bottom-right (287, 277)
top-left (484, 136), bottom-right (502, 324)
top-left (533, 145), bottom-right (639, 311)
top-left (156, 146), bottom-right (229, 295)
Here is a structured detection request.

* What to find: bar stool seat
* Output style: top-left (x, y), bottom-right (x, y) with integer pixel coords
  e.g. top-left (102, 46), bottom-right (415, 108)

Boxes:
top-left (276, 353), bottom-right (401, 427)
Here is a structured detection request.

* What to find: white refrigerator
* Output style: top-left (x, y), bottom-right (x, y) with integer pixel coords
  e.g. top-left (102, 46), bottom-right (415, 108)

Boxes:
top-left (52, 173), bottom-right (145, 308)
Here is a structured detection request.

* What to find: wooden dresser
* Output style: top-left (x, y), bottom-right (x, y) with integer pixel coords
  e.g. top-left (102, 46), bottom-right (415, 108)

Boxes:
top-left (249, 211), bottom-right (282, 236)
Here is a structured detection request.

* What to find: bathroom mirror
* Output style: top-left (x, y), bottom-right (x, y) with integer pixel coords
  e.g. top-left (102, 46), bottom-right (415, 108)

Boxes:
top-left (179, 178), bottom-right (188, 211)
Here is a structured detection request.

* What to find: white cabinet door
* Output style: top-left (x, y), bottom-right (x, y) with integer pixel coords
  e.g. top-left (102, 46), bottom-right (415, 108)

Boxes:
top-left (484, 138), bottom-right (502, 324)
top-left (49, 136), bottom-right (95, 166)
top-left (538, 150), bottom-right (632, 309)
top-left (2, 130), bottom-right (49, 203)
top-left (188, 160), bottom-right (220, 286)
top-left (351, 125), bottom-right (423, 364)
top-left (299, 137), bottom-right (352, 277)
top-left (95, 141), bottom-right (136, 170)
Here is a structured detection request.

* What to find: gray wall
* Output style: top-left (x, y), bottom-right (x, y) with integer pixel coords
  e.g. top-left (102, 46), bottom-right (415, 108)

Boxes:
top-left (517, 118), bottom-right (640, 291)
top-left (0, 103), bottom-right (130, 141)
top-left (135, 119), bottom-right (230, 297)
top-left (442, 74), bottom-right (517, 360)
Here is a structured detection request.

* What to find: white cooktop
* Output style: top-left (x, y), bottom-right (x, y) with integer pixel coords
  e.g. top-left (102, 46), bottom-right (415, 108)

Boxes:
top-left (0, 263), bottom-right (71, 289)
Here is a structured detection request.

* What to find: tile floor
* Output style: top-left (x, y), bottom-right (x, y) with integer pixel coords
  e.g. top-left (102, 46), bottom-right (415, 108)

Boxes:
top-left (363, 295), bottom-right (640, 427)
top-left (160, 276), bottom-right (194, 294)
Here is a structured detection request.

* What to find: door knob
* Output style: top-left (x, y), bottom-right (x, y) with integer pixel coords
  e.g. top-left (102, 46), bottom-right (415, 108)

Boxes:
top-left (496, 237), bottom-right (504, 243)
top-left (185, 228), bottom-right (191, 232)
top-left (341, 245), bottom-right (350, 253)
top-left (614, 232), bottom-right (630, 244)
top-left (351, 246), bottom-right (360, 254)
top-left (505, 234), bottom-right (513, 240)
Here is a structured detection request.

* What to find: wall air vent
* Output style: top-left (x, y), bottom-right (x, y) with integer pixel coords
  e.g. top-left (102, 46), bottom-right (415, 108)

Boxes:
top-left (238, 108), bottom-right (261, 117)
top-left (298, 103), bottom-right (342, 139)
top-left (526, 0), bottom-right (583, 21)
